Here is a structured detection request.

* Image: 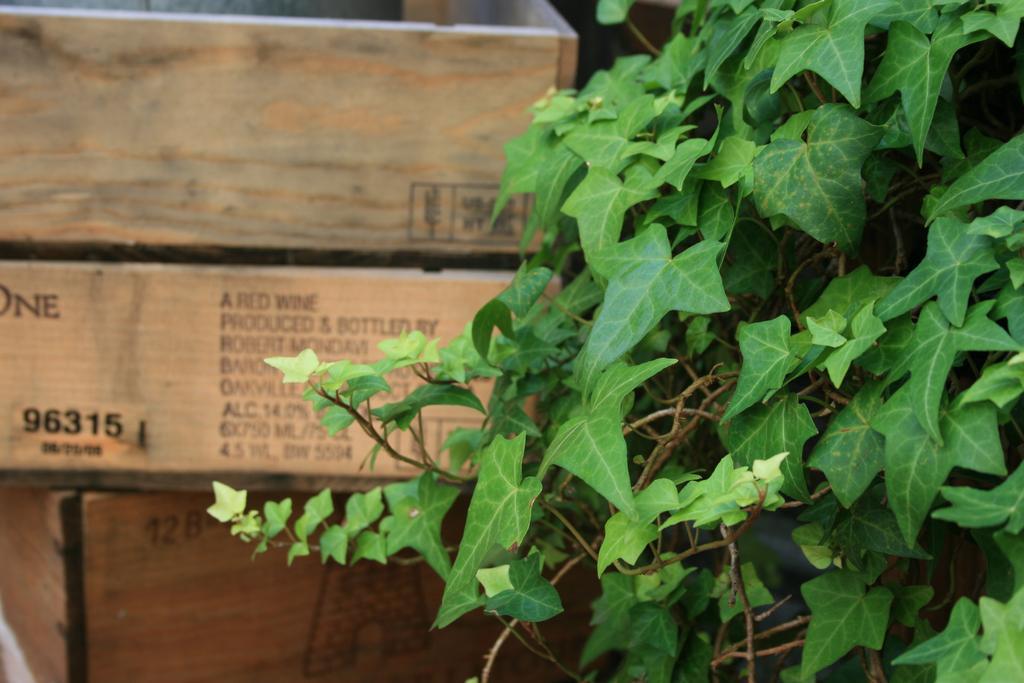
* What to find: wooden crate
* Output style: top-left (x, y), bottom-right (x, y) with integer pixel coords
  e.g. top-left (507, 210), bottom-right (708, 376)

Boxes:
top-left (0, 0), bottom-right (575, 254)
top-left (0, 261), bottom-right (510, 489)
top-left (0, 488), bottom-right (592, 683)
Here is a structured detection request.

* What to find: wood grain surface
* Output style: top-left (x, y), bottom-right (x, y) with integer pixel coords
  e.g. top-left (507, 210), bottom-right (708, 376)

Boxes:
top-left (0, 1), bottom-right (576, 253)
top-left (0, 488), bottom-right (81, 683)
top-left (0, 261), bottom-right (510, 489)
top-left (0, 488), bottom-right (591, 683)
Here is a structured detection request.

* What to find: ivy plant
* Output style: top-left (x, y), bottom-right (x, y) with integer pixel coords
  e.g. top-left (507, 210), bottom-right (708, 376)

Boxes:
top-left (212, 1), bottom-right (1024, 680)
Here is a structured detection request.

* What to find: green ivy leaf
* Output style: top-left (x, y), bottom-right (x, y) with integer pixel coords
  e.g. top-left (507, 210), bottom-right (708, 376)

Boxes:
top-left (753, 105), bottom-right (882, 252)
top-left (893, 598), bottom-right (983, 670)
top-left (319, 525), bottom-right (348, 565)
top-left (577, 225), bottom-right (729, 386)
top-left (725, 393), bottom-right (817, 500)
top-left (373, 384), bottom-right (484, 429)
top-left (382, 474), bottom-right (458, 579)
top-left (769, 0), bottom-right (895, 108)
top-left (597, 479), bottom-right (679, 575)
top-left (801, 570), bottom-right (894, 677)
top-left (596, 0), bottom-right (636, 25)
top-left (343, 487), bottom-right (384, 537)
top-left (876, 218), bottom-right (998, 327)
top-left (809, 380), bottom-right (886, 507)
top-left (723, 315), bottom-right (792, 420)
top-left (352, 530), bottom-right (387, 564)
top-left (541, 413), bottom-right (636, 517)
top-left (864, 17), bottom-right (976, 165)
top-left (934, 463), bottom-right (1024, 533)
top-left (562, 166), bottom-right (658, 262)
top-left (807, 309), bottom-right (848, 348)
top-left (581, 574), bottom-right (638, 666)
top-left (483, 554), bottom-right (564, 622)
top-left (589, 357), bottom-right (677, 413)
top-left (692, 136), bottom-right (757, 188)
top-left (927, 133), bottom-right (1024, 222)
top-left (435, 433), bottom-right (541, 628)
top-left (902, 302), bottom-right (1020, 442)
top-left (821, 301), bottom-right (887, 387)
top-left (262, 498), bottom-right (292, 539)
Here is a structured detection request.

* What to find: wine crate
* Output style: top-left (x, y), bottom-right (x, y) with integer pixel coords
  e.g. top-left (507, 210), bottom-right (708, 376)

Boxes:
top-left (0, 0), bottom-right (575, 254)
top-left (0, 488), bottom-right (592, 683)
top-left (0, 261), bottom-right (510, 490)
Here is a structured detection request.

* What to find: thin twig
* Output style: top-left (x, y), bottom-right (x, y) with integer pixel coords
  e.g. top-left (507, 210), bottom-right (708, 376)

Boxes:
top-left (723, 523), bottom-right (756, 683)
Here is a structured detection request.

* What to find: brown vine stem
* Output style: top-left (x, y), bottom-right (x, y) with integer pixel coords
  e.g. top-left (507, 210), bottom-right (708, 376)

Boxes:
top-left (627, 18), bottom-right (662, 56)
top-left (723, 523), bottom-right (756, 683)
top-left (539, 499), bottom-right (600, 562)
top-left (779, 485), bottom-right (831, 509)
top-left (712, 615), bottom-right (811, 666)
top-left (481, 554), bottom-right (585, 683)
top-left (714, 639), bottom-right (806, 663)
top-left (312, 385), bottom-right (468, 483)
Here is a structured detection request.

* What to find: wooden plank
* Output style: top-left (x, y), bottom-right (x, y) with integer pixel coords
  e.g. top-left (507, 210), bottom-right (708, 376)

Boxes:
top-left (0, 261), bottom-right (509, 489)
top-left (0, 488), bottom-right (82, 683)
top-left (0, 3), bottom-right (576, 254)
top-left (82, 490), bottom-right (591, 683)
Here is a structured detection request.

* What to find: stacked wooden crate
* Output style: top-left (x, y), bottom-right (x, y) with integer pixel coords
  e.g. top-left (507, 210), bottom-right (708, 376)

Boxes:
top-left (0, 1), bottom-right (580, 681)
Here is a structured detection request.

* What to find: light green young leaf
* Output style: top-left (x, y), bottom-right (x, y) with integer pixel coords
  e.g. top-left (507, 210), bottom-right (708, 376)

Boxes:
top-left (299, 489), bottom-right (335, 536)
top-left (722, 315), bottom-right (792, 420)
top-left (287, 541), bottom-right (309, 566)
top-left (343, 487), bottom-right (384, 537)
top-left (597, 479), bottom-right (679, 574)
top-left (435, 433), bottom-right (541, 628)
top-left (477, 565), bottom-right (513, 598)
top-left (801, 570), bottom-right (894, 677)
top-left (876, 218), bottom-right (998, 327)
top-left (769, 0), bottom-right (895, 108)
top-left (822, 301), bottom-right (887, 387)
top-left (319, 525), bottom-right (348, 565)
top-left (352, 530), bottom-right (387, 564)
top-left (753, 105), bottom-right (882, 252)
top-left (577, 226), bottom-right (728, 386)
top-left (262, 498), bottom-right (292, 539)
top-left (264, 348), bottom-right (321, 384)
top-left (207, 481), bottom-right (247, 523)
top-left (807, 309), bottom-right (848, 348)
